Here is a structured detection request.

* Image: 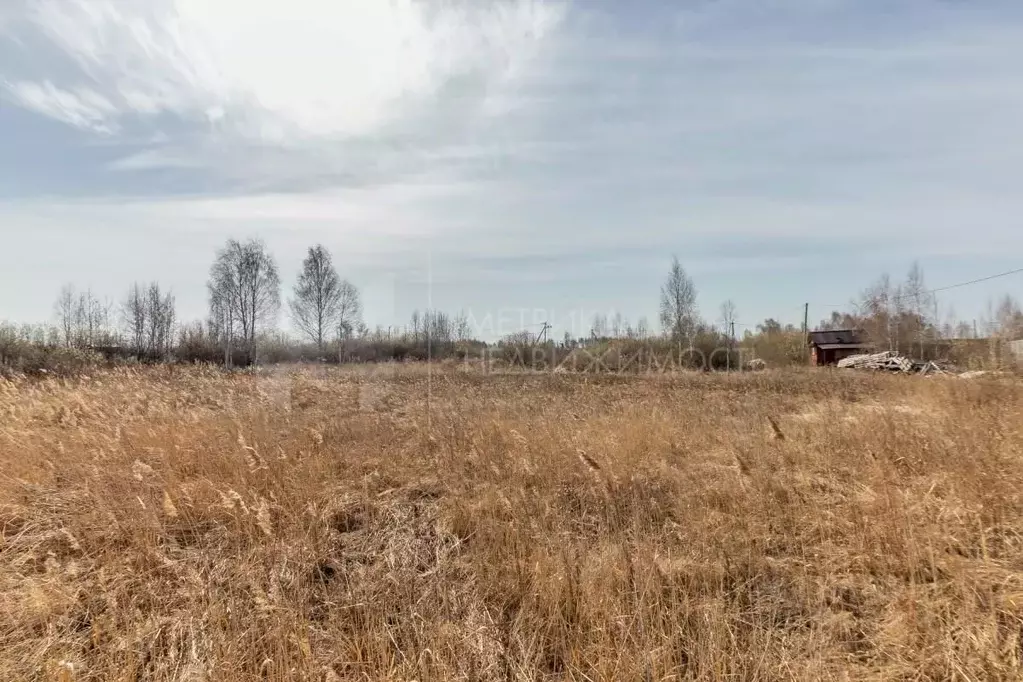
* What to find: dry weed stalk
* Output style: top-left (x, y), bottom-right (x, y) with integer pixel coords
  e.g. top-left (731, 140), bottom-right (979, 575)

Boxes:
top-left (0, 365), bottom-right (1021, 680)
top-left (766, 415), bottom-right (786, 441)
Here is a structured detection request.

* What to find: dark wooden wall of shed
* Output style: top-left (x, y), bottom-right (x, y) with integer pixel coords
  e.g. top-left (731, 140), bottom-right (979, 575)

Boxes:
top-left (810, 346), bottom-right (863, 366)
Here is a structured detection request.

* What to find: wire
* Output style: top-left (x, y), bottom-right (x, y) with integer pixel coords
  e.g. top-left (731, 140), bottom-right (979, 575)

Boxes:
top-left (808, 266), bottom-right (1023, 310)
top-left (928, 267), bottom-right (1023, 294)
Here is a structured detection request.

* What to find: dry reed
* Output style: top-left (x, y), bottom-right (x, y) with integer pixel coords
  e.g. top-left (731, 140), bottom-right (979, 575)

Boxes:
top-left (1, 365), bottom-right (1022, 680)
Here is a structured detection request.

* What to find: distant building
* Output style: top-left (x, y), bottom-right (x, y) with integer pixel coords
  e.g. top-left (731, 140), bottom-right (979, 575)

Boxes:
top-left (807, 329), bottom-right (870, 366)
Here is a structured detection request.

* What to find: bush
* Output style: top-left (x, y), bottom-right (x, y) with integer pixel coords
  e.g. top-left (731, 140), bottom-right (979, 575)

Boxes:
top-left (740, 331), bottom-right (806, 368)
top-left (0, 344), bottom-right (105, 377)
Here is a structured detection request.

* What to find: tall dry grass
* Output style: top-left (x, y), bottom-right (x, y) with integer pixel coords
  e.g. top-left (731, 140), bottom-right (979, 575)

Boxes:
top-left (1, 365), bottom-right (1022, 680)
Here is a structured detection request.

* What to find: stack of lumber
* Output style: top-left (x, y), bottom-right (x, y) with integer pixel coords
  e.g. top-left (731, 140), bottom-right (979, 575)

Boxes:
top-left (837, 351), bottom-right (915, 373)
top-left (917, 361), bottom-right (945, 375)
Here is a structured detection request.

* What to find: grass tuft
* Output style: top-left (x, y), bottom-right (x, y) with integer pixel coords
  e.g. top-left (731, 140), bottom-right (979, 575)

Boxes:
top-left (1, 365), bottom-right (1022, 680)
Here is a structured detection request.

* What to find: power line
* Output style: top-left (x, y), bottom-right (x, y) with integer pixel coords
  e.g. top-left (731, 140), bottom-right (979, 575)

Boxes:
top-left (809, 266), bottom-right (1023, 310)
top-left (928, 266), bottom-right (1023, 295)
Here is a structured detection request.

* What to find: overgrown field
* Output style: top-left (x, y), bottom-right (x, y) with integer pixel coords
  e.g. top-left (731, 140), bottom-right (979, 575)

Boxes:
top-left (1, 365), bottom-right (1022, 681)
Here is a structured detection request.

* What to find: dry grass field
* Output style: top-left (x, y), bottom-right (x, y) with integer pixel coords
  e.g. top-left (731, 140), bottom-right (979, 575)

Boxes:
top-left (1, 365), bottom-right (1022, 681)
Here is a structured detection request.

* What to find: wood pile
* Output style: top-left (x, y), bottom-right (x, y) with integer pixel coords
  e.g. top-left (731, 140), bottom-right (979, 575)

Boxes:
top-left (917, 361), bottom-right (945, 375)
top-left (837, 351), bottom-right (915, 373)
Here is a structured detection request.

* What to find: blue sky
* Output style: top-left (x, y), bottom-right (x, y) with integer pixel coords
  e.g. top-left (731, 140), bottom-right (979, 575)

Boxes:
top-left (2, 0), bottom-right (1022, 340)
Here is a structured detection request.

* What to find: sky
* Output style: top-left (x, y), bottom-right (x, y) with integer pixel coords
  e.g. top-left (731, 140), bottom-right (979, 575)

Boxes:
top-left (2, 0), bottom-right (1022, 340)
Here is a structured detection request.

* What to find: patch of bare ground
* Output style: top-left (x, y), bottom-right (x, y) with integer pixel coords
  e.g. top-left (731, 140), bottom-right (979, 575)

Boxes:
top-left (1, 365), bottom-right (1022, 680)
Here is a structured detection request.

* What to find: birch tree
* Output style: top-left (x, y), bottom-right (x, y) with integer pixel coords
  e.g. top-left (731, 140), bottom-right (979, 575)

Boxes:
top-left (122, 283), bottom-right (148, 358)
top-left (208, 238), bottom-right (280, 363)
top-left (659, 256), bottom-right (698, 351)
top-left (146, 283), bottom-right (175, 358)
top-left (290, 245), bottom-right (343, 353)
top-left (55, 284), bottom-right (75, 348)
top-left (335, 280), bottom-right (362, 361)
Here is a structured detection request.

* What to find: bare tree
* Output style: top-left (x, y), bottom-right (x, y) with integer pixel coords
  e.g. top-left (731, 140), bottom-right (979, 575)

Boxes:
top-left (121, 282), bottom-right (175, 360)
top-left (409, 310), bottom-right (422, 345)
top-left (454, 311), bottom-right (472, 342)
top-left (424, 309), bottom-right (453, 354)
top-left (146, 283), bottom-right (175, 359)
top-left (819, 310), bottom-right (859, 332)
top-left (635, 316), bottom-right (650, 339)
top-left (238, 240), bottom-right (280, 356)
top-left (55, 284), bottom-right (75, 348)
top-left (54, 286), bottom-right (115, 349)
top-left (336, 280), bottom-right (362, 361)
top-left (757, 318), bottom-right (783, 335)
top-left (995, 294), bottom-right (1023, 339)
top-left (904, 262), bottom-right (933, 357)
top-left (208, 238), bottom-right (281, 364)
top-left (719, 300), bottom-right (737, 336)
top-left (207, 270), bottom-right (236, 366)
top-left (290, 244), bottom-right (344, 354)
top-left (858, 273), bottom-right (896, 350)
top-left (611, 312), bottom-right (625, 338)
top-left (75, 290), bottom-right (94, 348)
top-left (122, 283), bottom-right (148, 358)
top-left (660, 256), bottom-right (698, 350)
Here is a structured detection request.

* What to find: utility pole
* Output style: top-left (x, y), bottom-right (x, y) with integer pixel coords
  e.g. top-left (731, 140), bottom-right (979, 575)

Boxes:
top-left (803, 302), bottom-right (809, 361)
top-left (729, 320), bottom-right (735, 371)
top-left (534, 321), bottom-right (550, 346)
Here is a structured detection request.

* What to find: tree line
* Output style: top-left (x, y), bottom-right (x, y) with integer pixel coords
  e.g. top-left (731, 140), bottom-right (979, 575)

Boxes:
top-left (525, 256), bottom-right (1022, 371)
top-left (189, 238), bottom-right (367, 365)
top-left (1, 242), bottom-right (1021, 375)
top-left (0, 237), bottom-right (488, 371)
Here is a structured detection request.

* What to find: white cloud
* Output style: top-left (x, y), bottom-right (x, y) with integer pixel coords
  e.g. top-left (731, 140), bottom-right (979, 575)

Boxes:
top-left (6, 80), bottom-right (118, 133)
top-left (4, 1), bottom-right (1023, 331)
top-left (0, 0), bottom-right (567, 196)
top-left (2, 0), bottom-right (566, 142)
top-left (106, 148), bottom-right (203, 171)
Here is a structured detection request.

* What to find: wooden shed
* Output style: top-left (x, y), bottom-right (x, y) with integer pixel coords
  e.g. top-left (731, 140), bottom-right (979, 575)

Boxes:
top-left (807, 329), bottom-right (870, 366)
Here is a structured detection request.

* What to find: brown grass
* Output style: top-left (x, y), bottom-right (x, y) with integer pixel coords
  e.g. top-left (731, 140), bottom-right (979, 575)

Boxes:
top-left (1, 365), bottom-right (1022, 680)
